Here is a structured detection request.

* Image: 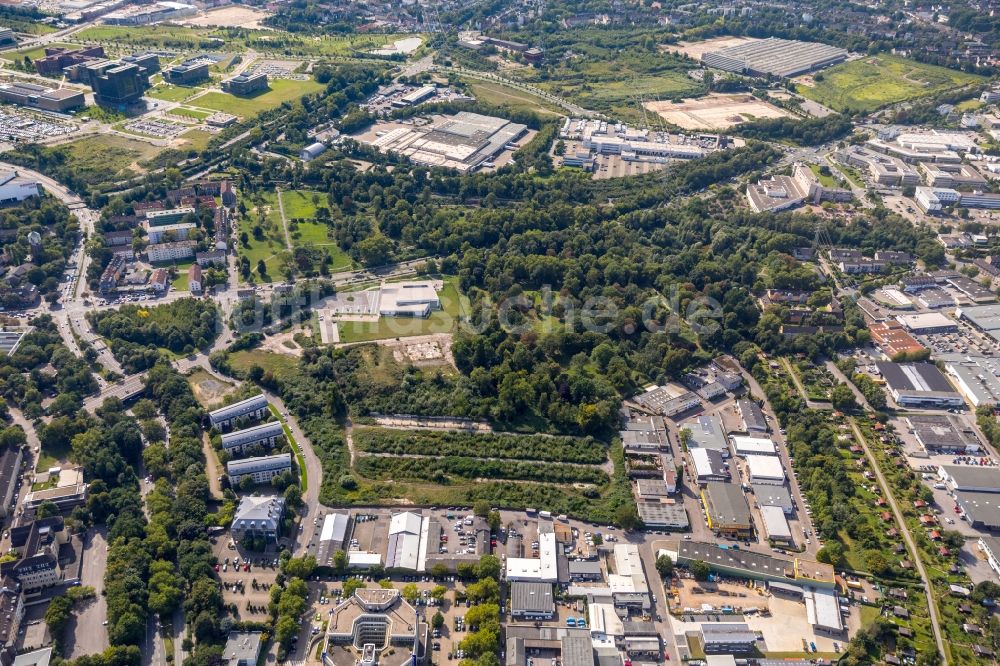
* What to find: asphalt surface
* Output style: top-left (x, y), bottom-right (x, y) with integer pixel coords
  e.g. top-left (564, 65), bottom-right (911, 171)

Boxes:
top-left (64, 528), bottom-right (110, 659)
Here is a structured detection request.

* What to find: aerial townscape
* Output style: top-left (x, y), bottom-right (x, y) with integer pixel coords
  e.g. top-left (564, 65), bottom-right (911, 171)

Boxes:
top-left (0, 1), bottom-right (998, 666)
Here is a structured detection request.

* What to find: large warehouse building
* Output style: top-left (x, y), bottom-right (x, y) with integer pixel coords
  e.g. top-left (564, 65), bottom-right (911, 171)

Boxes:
top-left (957, 303), bottom-right (1000, 343)
top-left (874, 361), bottom-right (965, 408)
top-left (0, 82), bottom-right (85, 112)
top-left (701, 38), bottom-right (848, 78)
top-left (366, 112), bottom-right (526, 172)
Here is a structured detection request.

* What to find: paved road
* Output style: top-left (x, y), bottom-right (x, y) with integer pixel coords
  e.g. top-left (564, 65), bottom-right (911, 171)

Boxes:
top-left (260, 389), bottom-right (323, 556)
top-left (826, 362), bottom-right (948, 664)
top-left (64, 528), bottom-right (110, 659)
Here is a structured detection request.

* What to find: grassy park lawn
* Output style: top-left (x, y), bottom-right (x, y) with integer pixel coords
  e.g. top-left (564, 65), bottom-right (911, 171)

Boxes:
top-left (798, 55), bottom-right (983, 113)
top-left (0, 42), bottom-right (80, 61)
top-left (467, 80), bottom-right (560, 116)
top-left (277, 190), bottom-right (354, 271)
top-left (238, 197), bottom-right (288, 282)
top-left (179, 129), bottom-right (213, 151)
top-left (170, 261), bottom-right (195, 290)
top-left (280, 189), bottom-right (320, 219)
top-left (337, 277), bottom-right (463, 343)
top-left (147, 84), bottom-right (204, 103)
top-left (809, 163), bottom-right (838, 187)
top-left (190, 78), bottom-right (324, 117)
top-left (75, 24), bottom-right (219, 50)
top-left (169, 106), bottom-right (212, 120)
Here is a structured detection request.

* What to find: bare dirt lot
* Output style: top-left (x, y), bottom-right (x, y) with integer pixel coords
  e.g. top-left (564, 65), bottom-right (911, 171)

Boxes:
top-left (183, 6), bottom-right (273, 29)
top-left (644, 94), bottom-right (793, 130)
top-left (662, 36), bottom-right (760, 59)
top-left (673, 578), bottom-right (767, 613)
top-left (188, 369), bottom-right (235, 408)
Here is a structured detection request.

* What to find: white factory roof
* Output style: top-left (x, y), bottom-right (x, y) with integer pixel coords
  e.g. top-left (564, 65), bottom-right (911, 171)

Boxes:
top-left (691, 447), bottom-right (726, 479)
top-left (348, 551), bottom-right (383, 568)
top-left (760, 505), bottom-right (792, 540)
top-left (804, 588), bottom-right (843, 632)
top-left (896, 312), bottom-right (956, 331)
top-left (386, 511), bottom-right (430, 571)
top-left (730, 436), bottom-right (777, 456)
top-left (506, 531), bottom-right (558, 582)
top-left (320, 512), bottom-right (350, 545)
top-left (745, 455), bottom-right (785, 482)
top-left (588, 602), bottom-right (625, 638)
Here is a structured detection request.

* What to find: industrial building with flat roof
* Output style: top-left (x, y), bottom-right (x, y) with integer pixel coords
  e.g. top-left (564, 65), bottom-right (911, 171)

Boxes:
top-left (701, 38), bottom-right (847, 77)
top-left (760, 505), bottom-right (793, 543)
top-left (699, 623), bottom-right (759, 654)
top-left (730, 435), bottom-right (777, 456)
top-left (701, 482), bottom-right (752, 537)
top-left (752, 483), bottom-right (793, 514)
top-left (691, 448), bottom-right (729, 482)
top-left (895, 312), bottom-right (957, 333)
top-left (944, 355), bottom-right (1000, 408)
top-left (0, 82), bottom-right (85, 113)
top-left (675, 541), bottom-right (835, 588)
top-left (634, 387), bottom-right (701, 417)
top-left (957, 302), bottom-right (1000, 343)
top-left (736, 398), bottom-right (768, 432)
top-left (938, 464), bottom-right (1000, 492)
top-left (907, 414), bottom-right (981, 453)
top-left (682, 414), bottom-right (728, 453)
top-left (223, 632), bottom-right (262, 666)
top-left (935, 467), bottom-right (1000, 527)
top-left (744, 455), bottom-right (785, 484)
top-left (315, 512), bottom-right (350, 567)
top-left (506, 531), bottom-right (559, 582)
top-left (509, 581), bottom-right (555, 619)
top-left (875, 361), bottom-right (965, 408)
top-left (366, 112), bottom-right (527, 172)
top-left (635, 500), bottom-right (689, 529)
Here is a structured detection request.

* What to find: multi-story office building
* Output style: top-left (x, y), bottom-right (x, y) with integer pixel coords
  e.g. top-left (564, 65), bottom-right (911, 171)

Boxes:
top-left (222, 72), bottom-right (268, 96)
top-left (164, 59), bottom-right (209, 85)
top-left (0, 82), bottom-right (85, 113)
top-left (82, 61), bottom-right (148, 109)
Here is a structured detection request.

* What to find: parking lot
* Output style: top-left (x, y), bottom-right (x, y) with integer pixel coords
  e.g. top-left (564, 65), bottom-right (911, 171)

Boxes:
top-left (213, 537), bottom-right (282, 621)
top-left (0, 106), bottom-right (79, 143)
top-left (124, 119), bottom-right (185, 139)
